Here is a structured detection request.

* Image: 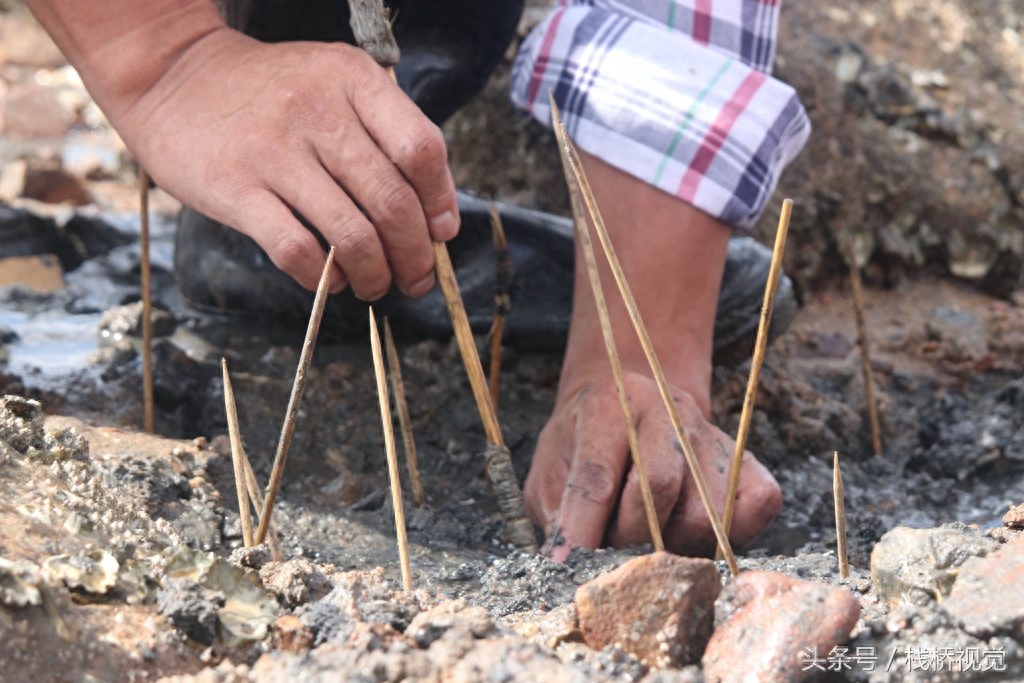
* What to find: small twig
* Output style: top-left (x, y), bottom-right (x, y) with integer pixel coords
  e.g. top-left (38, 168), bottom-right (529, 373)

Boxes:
top-left (222, 358), bottom-right (255, 547)
top-left (719, 199), bottom-right (793, 556)
top-left (556, 139), bottom-right (664, 552)
top-left (833, 450), bottom-right (849, 579)
top-left (383, 317), bottom-right (425, 507)
top-left (549, 95), bottom-right (738, 575)
top-left (370, 308), bottom-right (413, 591)
top-left (488, 204), bottom-right (512, 410)
top-left (255, 247), bottom-right (336, 544)
top-left (139, 167), bottom-right (154, 434)
top-left (849, 260), bottom-right (883, 456)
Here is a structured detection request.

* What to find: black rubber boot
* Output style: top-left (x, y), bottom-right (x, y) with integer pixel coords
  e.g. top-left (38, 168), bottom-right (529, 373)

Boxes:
top-left (174, 195), bottom-right (797, 363)
top-left (222, 0), bottom-right (525, 124)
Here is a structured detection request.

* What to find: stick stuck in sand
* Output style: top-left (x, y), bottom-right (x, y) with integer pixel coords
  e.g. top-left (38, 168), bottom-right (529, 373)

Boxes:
top-left (720, 199), bottom-right (793, 553)
top-left (849, 258), bottom-right (883, 456)
top-left (383, 318), bottom-right (425, 507)
top-left (550, 94), bottom-right (739, 575)
top-left (833, 451), bottom-right (849, 579)
top-left (139, 167), bottom-right (154, 434)
top-left (255, 247), bottom-right (336, 545)
top-left (222, 358), bottom-right (255, 547)
top-left (370, 308), bottom-right (413, 591)
top-left (488, 204), bottom-right (512, 410)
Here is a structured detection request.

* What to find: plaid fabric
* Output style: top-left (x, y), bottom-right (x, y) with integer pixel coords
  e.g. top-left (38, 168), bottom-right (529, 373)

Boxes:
top-left (510, 1), bottom-right (809, 230)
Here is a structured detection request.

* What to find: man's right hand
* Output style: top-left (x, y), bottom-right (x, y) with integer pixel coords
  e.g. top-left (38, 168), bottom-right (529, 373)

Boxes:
top-left (27, 0), bottom-right (459, 298)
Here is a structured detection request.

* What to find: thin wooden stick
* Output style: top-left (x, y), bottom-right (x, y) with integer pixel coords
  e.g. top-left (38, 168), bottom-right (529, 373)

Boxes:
top-left (370, 308), bottom-right (413, 591)
top-left (557, 142), bottom-right (664, 552)
top-left (549, 96), bottom-right (738, 575)
top-left (223, 358), bottom-right (254, 547)
top-left (254, 247), bottom-right (336, 544)
top-left (240, 448), bottom-right (286, 562)
top-left (386, 56), bottom-right (533, 550)
top-left (719, 199), bottom-right (793, 555)
top-left (488, 204), bottom-right (511, 410)
top-left (139, 167), bottom-right (154, 434)
top-left (849, 261), bottom-right (883, 456)
top-left (833, 450), bottom-right (849, 579)
top-left (383, 318), bottom-right (425, 507)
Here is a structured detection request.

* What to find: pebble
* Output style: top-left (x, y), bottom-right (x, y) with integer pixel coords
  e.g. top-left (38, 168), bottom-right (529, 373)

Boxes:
top-left (944, 534), bottom-right (1024, 637)
top-left (702, 571), bottom-right (861, 683)
top-left (575, 552), bottom-right (720, 668)
top-left (1003, 503), bottom-right (1024, 529)
top-left (870, 525), bottom-right (996, 609)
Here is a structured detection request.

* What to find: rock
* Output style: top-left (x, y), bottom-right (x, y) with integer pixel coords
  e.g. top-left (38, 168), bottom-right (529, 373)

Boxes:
top-left (42, 550), bottom-right (119, 594)
top-left (870, 526), bottom-right (997, 609)
top-left (574, 552), bottom-right (721, 668)
top-left (0, 159), bottom-right (91, 205)
top-left (944, 535), bottom-right (1024, 638)
top-left (0, 254), bottom-right (63, 291)
top-left (0, 557), bottom-right (44, 607)
top-left (503, 603), bottom-right (578, 649)
top-left (702, 571), bottom-right (861, 683)
top-left (405, 599), bottom-right (495, 649)
top-left (258, 558), bottom-right (333, 607)
top-left (1004, 503), bottom-right (1024, 529)
top-left (99, 302), bottom-right (178, 342)
top-left (0, 394), bottom-right (43, 453)
top-left (273, 614), bottom-right (314, 653)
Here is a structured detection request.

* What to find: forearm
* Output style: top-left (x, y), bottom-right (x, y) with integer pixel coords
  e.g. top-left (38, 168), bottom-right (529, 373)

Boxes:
top-left (25, 0), bottom-right (226, 116)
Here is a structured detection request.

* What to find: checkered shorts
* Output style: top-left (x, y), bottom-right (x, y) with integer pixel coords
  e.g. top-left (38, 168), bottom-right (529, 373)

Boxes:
top-left (511, 0), bottom-right (810, 230)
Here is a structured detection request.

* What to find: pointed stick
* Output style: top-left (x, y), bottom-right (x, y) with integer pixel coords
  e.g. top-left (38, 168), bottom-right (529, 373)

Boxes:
top-left (556, 137), bottom-right (664, 552)
top-left (549, 96), bottom-right (738, 574)
top-left (370, 308), bottom-right (413, 591)
top-left (240, 448), bottom-right (286, 561)
top-left (385, 55), bottom-right (533, 550)
top-left (223, 358), bottom-right (255, 547)
top-left (254, 247), bottom-right (336, 544)
top-left (488, 204), bottom-right (512, 410)
top-left (833, 451), bottom-right (849, 579)
top-left (719, 199), bottom-right (793, 557)
top-left (849, 260), bottom-right (883, 456)
top-left (383, 318), bottom-right (425, 507)
top-left (139, 167), bottom-right (154, 434)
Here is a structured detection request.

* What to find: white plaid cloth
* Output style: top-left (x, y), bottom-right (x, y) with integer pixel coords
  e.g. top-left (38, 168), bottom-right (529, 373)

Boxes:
top-left (510, 0), bottom-right (809, 230)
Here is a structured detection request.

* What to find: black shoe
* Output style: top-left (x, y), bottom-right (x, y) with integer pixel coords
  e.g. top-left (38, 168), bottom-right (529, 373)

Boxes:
top-left (174, 192), bottom-right (796, 363)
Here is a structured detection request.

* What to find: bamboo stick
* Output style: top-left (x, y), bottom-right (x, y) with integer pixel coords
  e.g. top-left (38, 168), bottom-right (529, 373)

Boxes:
top-left (254, 247), bottom-right (336, 544)
top-left (849, 261), bottom-right (883, 456)
top-left (383, 318), bottom-right (425, 507)
top-left (833, 451), bottom-right (849, 579)
top-left (139, 168), bottom-right (154, 434)
top-left (557, 143), bottom-right (664, 552)
top-left (222, 358), bottom-right (255, 547)
top-left (370, 308), bottom-right (413, 591)
top-left (240, 447), bottom-right (286, 561)
top-left (549, 95), bottom-right (738, 574)
top-left (488, 204), bottom-right (511, 410)
top-left (719, 199), bottom-right (793, 554)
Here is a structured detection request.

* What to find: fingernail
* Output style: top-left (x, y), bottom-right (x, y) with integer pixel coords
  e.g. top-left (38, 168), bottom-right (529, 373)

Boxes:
top-left (407, 272), bottom-right (436, 297)
top-left (429, 210), bottom-right (459, 241)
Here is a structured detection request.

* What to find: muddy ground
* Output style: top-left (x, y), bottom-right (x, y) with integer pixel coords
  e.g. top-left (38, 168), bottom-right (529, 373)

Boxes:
top-left (0, 1), bottom-right (1023, 681)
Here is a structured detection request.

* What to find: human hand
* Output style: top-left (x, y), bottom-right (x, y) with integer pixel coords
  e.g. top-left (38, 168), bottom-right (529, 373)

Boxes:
top-left (110, 28), bottom-right (459, 298)
top-left (525, 371), bottom-right (783, 561)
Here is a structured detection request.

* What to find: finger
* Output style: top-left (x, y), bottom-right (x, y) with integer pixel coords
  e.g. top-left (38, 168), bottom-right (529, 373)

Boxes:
top-left (661, 420), bottom-right (733, 556)
top-left (348, 54), bottom-right (460, 241)
top-left (606, 411), bottom-right (684, 548)
top-left (552, 391), bottom-right (631, 561)
top-left (318, 135), bottom-right (436, 296)
top-left (234, 189), bottom-right (345, 292)
top-left (277, 165), bottom-right (392, 300)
